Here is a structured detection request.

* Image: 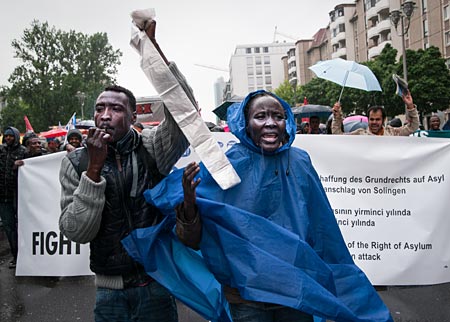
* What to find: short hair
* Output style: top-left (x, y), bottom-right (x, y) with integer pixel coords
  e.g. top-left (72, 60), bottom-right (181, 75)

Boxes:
top-left (429, 115), bottom-right (440, 122)
top-left (22, 132), bottom-right (38, 147)
top-left (367, 106), bottom-right (386, 121)
top-left (309, 115), bottom-right (320, 122)
top-left (104, 85), bottom-right (137, 113)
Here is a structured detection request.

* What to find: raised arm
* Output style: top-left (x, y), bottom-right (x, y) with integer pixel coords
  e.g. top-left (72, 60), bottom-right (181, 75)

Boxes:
top-left (393, 90), bottom-right (420, 136)
top-left (175, 162), bottom-right (202, 249)
top-left (139, 19), bottom-right (199, 174)
top-left (331, 102), bottom-right (344, 135)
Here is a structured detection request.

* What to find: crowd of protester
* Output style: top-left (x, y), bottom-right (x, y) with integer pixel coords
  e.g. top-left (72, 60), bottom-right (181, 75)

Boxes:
top-left (1, 12), bottom-right (448, 322)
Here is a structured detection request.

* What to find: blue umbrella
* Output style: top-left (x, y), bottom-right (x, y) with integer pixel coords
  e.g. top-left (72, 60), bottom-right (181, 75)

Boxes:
top-left (309, 58), bottom-right (382, 102)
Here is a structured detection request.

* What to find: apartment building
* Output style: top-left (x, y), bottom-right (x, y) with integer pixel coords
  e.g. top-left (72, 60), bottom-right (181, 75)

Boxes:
top-left (287, 0), bottom-right (450, 86)
top-left (225, 42), bottom-right (294, 100)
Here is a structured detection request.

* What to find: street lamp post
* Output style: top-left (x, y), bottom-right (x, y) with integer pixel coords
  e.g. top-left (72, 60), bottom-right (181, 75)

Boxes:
top-left (290, 78), bottom-right (297, 107)
top-left (390, 1), bottom-right (416, 82)
top-left (75, 91), bottom-right (86, 121)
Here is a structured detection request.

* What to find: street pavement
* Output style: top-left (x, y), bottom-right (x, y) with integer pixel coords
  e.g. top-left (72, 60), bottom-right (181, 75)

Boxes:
top-left (1, 230), bottom-right (450, 322)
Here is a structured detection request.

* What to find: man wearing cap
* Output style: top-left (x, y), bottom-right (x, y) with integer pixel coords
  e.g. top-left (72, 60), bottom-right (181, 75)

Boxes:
top-left (0, 127), bottom-right (26, 268)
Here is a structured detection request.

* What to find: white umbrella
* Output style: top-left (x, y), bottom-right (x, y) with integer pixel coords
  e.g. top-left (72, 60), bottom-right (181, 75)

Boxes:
top-left (309, 58), bottom-right (382, 102)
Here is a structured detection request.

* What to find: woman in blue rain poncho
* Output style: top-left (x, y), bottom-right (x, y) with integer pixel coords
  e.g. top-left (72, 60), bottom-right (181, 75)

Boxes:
top-left (123, 90), bottom-right (393, 322)
top-left (174, 90), bottom-right (392, 322)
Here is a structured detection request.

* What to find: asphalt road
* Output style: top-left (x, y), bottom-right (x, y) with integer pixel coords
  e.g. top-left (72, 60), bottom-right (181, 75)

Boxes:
top-left (1, 230), bottom-right (450, 322)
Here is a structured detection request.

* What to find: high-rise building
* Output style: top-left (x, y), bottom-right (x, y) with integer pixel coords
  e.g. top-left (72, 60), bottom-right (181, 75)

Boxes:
top-left (227, 42), bottom-right (294, 99)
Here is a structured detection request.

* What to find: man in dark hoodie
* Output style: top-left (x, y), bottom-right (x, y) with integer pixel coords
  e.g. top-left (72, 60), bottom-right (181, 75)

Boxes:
top-left (0, 127), bottom-right (26, 268)
top-left (63, 128), bottom-right (83, 152)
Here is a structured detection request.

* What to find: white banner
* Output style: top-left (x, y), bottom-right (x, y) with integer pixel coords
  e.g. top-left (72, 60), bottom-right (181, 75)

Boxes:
top-left (16, 134), bottom-right (450, 285)
top-left (16, 152), bottom-right (92, 276)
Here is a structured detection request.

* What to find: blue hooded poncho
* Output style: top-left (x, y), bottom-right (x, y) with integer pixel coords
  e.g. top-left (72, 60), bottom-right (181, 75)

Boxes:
top-left (122, 90), bottom-right (393, 322)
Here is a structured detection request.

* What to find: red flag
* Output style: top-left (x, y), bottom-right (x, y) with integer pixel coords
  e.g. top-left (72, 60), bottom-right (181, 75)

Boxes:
top-left (24, 115), bottom-right (34, 132)
top-left (303, 97), bottom-right (309, 105)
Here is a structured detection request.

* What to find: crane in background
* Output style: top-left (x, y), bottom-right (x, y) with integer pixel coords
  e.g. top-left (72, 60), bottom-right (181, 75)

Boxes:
top-left (194, 63), bottom-right (229, 73)
top-left (272, 26), bottom-right (298, 42)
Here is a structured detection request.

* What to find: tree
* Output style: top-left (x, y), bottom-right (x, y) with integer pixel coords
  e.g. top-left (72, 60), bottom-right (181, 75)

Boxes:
top-left (274, 80), bottom-right (303, 106)
top-left (406, 46), bottom-right (450, 115)
top-left (1, 20), bottom-right (122, 132)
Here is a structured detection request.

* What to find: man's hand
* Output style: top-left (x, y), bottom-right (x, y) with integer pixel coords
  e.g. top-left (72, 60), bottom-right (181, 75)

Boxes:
top-left (14, 160), bottom-right (24, 169)
top-left (144, 20), bottom-right (156, 41)
top-left (144, 20), bottom-right (169, 65)
top-left (332, 102), bottom-right (341, 113)
top-left (85, 127), bottom-right (111, 182)
top-left (182, 162), bottom-right (201, 222)
top-left (65, 143), bottom-right (76, 153)
top-left (402, 90), bottom-right (415, 109)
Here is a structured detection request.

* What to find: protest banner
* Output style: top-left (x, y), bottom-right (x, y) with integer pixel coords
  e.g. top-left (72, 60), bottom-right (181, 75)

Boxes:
top-left (16, 134), bottom-right (450, 285)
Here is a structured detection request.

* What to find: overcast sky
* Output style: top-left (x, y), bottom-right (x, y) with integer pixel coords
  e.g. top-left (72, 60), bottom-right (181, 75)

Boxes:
top-left (1, 0), bottom-right (347, 122)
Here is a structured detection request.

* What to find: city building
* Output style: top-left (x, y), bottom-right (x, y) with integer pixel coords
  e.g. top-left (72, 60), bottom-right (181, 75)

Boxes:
top-left (225, 42), bottom-right (294, 100)
top-left (289, 0), bottom-right (450, 86)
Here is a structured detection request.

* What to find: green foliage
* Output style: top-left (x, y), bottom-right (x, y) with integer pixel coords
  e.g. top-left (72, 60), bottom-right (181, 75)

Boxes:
top-left (406, 46), bottom-right (450, 115)
top-left (274, 80), bottom-right (303, 106)
top-left (1, 20), bottom-right (122, 132)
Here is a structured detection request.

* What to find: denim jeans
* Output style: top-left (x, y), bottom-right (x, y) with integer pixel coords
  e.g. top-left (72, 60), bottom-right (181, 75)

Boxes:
top-left (0, 202), bottom-right (18, 259)
top-left (230, 302), bottom-right (313, 322)
top-left (94, 280), bottom-right (178, 322)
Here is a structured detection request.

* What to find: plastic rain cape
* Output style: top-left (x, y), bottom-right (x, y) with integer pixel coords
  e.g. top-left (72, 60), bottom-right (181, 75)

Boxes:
top-left (122, 90), bottom-right (393, 322)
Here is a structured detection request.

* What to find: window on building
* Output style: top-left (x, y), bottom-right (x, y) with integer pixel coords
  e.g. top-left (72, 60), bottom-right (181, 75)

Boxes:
top-left (255, 56), bottom-right (261, 65)
top-left (247, 67), bottom-right (254, 76)
top-left (246, 48), bottom-right (252, 54)
top-left (337, 8), bottom-right (344, 17)
top-left (365, 0), bottom-right (377, 10)
top-left (445, 31), bottom-right (450, 45)
top-left (264, 56), bottom-right (270, 64)
top-left (422, 0), bottom-right (427, 13)
top-left (265, 76), bottom-right (272, 84)
top-left (423, 19), bottom-right (429, 37)
top-left (247, 57), bottom-right (253, 65)
top-left (330, 12), bottom-right (335, 22)
top-left (444, 6), bottom-right (449, 20)
top-left (248, 77), bottom-right (255, 86)
top-left (339, 24), bottom-right (346, 33)
top-left (256, 77), bottom-right (263, 86)
top-left (248, 86), bottom-right (255, 92)
top-left (264, 66), bottom-right (271, 74)
top-left (263, 47), bottom-right (269, 53)
top-left (256, 66), bottom-right (262, 75)
top-left (254, 47), bottom-right (260, 53)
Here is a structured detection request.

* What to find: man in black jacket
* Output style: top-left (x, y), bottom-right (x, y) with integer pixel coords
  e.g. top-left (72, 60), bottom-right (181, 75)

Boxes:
top-left (59, 20), bottom-right (195, 321)
top-left (0, 126), bottom-right (26, 268)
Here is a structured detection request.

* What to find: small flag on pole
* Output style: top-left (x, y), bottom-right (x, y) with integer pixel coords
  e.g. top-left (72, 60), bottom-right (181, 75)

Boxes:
top-left (24, 115), bottom-right (34, 133)
top-left (65, 112), bottom-right (77, 131)
top-left (63, 112), bottom-right (77, 145)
